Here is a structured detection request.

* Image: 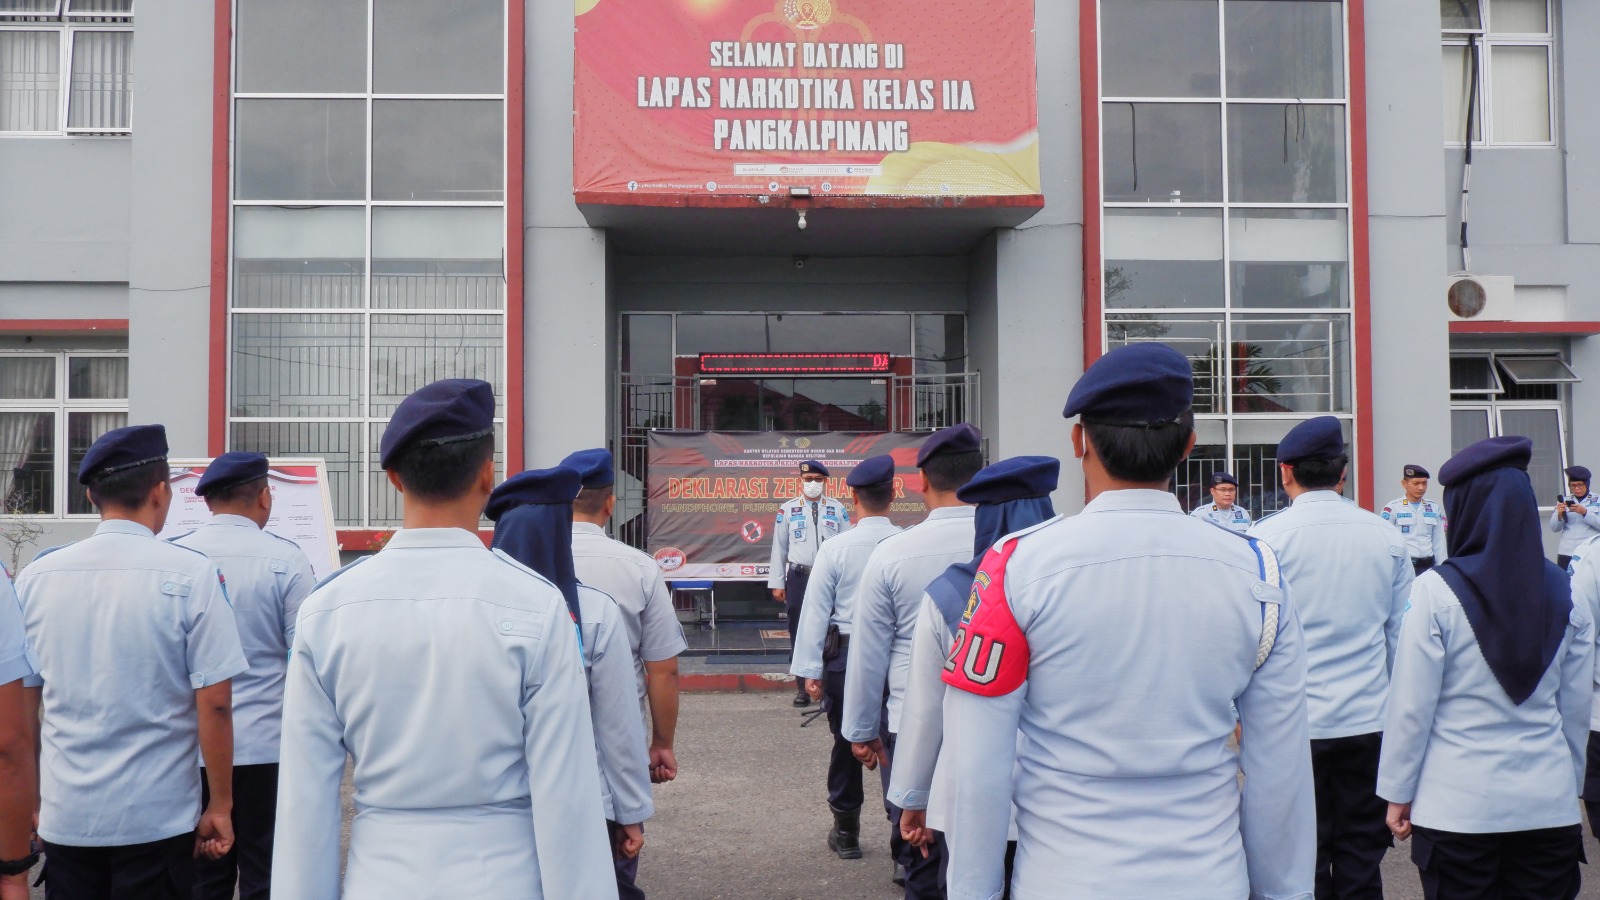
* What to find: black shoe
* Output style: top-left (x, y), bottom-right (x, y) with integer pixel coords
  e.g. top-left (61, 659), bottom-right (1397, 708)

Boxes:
top-left (892, 862), bottom-right (907, 886)
top-left (827, 804), bottom-right (863, 860)
top-left (793, 692), bottom-right (811, 707)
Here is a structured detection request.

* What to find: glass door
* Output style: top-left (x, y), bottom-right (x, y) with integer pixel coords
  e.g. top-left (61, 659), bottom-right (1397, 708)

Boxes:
top-left (698, 377), bottom-right (890, 431)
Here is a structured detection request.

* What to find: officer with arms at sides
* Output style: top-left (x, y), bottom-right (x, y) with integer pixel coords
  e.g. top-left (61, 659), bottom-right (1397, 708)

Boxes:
top-left (0, 565), bottom-right (39, 899)
top-left (272, 380), bottom-right (615, 900)
top-left (1559, 527), bottom-right (1600, 840)
top-left (1380, 464), bottom-right (1448, 575)
top-left (789, 455), bottom-right (903, 862)
top-left (172, 452), bottom-right (317, 900)
top-left (561, 448), bottom-right (688, 787)
top-left (770, 460), bottom-right (852, 707)
top-left (488, 466), bottom-right (653, 900)
top-left (843, 423), bottom-right (982, 896)
top-left (1551, 465), bottom-right (1600, 570)
top-left (1248, 416), bottom-right (1412, 900)
top-left (18, 425), bottom-right (247, 898)
top-left (1190, 471), bottom-right (1252, 532)
top-left (941, 343), bottom-right (1315, 900)
top-left (892, 456), bottom-right (1060, 895)
top-left (1381, 437), bottom-right (1592, 899)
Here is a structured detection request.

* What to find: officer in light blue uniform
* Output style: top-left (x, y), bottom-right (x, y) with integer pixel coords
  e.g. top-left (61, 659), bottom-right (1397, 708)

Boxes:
top-left (789, 454), bottom-right (903, 861)
top-left (1551, 465), bottom-right (1600, 569)
top-left (1379, 437), bottom-right (1592, 898)
top-left (1248, 416), bottom-right (1410, 900)
top-left (940, 343), bottom-right (1315, 900)
top-left (1190, 470), bottom-right (1252, 532)
top-left (18, 424), bottom-right (249, 897)
top-left (889, 455), bottom-right (1060, 888)
top-left (1560, 533), bottom-right (1600, 838)
top-left (1380, 464), bottom-right (1448, 575)
top-left (842, 423), bottom-right (981, 896)
top-left (488, 466), bottom-right (653, 900)
top-left (770, 460), bottom-right (852, 706)
top-left (0, 566), bottom-right (40, 890)
top-left (272, 380), bottom-right (615, 899)
top-left (173, 451), bottom-right (317, 900)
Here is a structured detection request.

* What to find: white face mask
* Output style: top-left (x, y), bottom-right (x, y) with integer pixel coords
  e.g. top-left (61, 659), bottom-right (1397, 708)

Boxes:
top-left (802, 480), bottom-right (825, 500)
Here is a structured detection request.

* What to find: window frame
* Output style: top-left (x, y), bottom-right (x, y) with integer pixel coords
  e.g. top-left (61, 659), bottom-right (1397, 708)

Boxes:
top-left (1441, 0), bottom-right (1556, 148)
top-left (0, 20), bottom-right (133, 137)
top-left (0, 350), bottom-right (129, 518)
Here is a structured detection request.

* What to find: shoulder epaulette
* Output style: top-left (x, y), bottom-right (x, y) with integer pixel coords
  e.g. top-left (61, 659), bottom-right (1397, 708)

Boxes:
top-left (312, 555), bottom-right (369, 590)
top-left (165, 529), bottom-right (198, 544)
top-left (30, 542), bottom-right (76, 562)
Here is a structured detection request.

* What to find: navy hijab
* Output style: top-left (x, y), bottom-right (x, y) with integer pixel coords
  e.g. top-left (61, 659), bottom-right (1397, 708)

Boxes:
top-left (926, 457), bottom-right (1060, 631)
top-left (487, 466), bottom-right (583, 621)
top-left (1434, 436), bottom-right (1573, 705)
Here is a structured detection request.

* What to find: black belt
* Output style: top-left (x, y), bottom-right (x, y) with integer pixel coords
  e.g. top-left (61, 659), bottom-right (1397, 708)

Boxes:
top-left (789, 563), bottom-right (812, 575)
top-left (1412, 556), bottom-right (1435, 568)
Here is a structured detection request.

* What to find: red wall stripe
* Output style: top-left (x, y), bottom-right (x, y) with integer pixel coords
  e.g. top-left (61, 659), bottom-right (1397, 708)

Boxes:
top-left (1079, 0), bottom-right (1102, 370)
top-left (207, 0), bottom-right (231, 457)
top-left (1348, 0), bottom-right (1375, 509)
top-left (506, 0), bottom-right (527, 474)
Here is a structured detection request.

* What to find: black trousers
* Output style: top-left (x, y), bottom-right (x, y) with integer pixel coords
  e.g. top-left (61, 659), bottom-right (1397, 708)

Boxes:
top-left (1559, 554), bottom-right (1573, 572)
top-left (822, 662), bottom-right (865, 812)
top-left (879, 729), bottom-right (944, 899)
top-left (785, 567), bottom-right (812, 692)
top-left (42, 832), bottom-right (194, 900)
top-left (196, 763), bottom-right (277, 900)
top-left (1583, 731), bottom-right (1600, 840)
top-left (1311, 732), bottom-right (1391, 900)
top-left (1411, 825), bottom-right (1583, 900)
top-left (606, 821), bottom-right (645, 900)
top-left (1412, 557), bottom-right (1436, 576)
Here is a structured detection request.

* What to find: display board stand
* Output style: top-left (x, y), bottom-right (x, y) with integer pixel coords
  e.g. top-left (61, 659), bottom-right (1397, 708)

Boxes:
top-left (161, 458), bottom-right (341, 581)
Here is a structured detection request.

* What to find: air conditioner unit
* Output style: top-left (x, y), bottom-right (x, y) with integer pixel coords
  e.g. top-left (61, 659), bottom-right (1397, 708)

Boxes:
top-left (1446, 273), bottom-right (1516, 322)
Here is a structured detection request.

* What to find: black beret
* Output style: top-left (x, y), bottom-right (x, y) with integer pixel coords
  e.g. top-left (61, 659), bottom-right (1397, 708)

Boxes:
top-left (195, 451), bottom-right (269, 498)
top-left (379, 379), bottom-right (495, 469)
top-left (1209, 471), bottom-right (1238, 488)
top-left (485, 466), bottom-right (583, 521)
top-left (1440, 436), bottom-right (1532, 487)
top-left (1566, 466), bottom-right (1592, 483)
top-left (847, 455), bottom-right (895, 488)
top-left (916, 424), bottom-right (982, 467)
top-left (1063, 343), bottom-right (1193, 426)
top-left (1276, 416), bottom-right (1344, 464)
top-left (1402, 464), bottom-right (1430, 480)
top-left (78, 424), bottom-right (168, 485)
top-left (798, 459), bottom-right (829, 477)
top-left (956, 456), bottom-right (1060, 505)
top-left (561, 448), bottom-right (615, 489)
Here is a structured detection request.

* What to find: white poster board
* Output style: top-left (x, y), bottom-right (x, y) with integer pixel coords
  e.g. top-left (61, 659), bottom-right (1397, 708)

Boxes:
top-left (160, 458), bottom-right (341, 581)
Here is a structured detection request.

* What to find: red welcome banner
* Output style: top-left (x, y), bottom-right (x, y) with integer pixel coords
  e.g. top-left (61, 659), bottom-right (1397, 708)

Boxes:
top-left (646, 430), bottom-right (931, 579)
top-left (575, 0), bottom-right (1041, 200)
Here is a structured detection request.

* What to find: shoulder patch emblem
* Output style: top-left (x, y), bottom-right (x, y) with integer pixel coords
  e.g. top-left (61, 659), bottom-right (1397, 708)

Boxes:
top-left (942, 539), bottom-right (1029, 697)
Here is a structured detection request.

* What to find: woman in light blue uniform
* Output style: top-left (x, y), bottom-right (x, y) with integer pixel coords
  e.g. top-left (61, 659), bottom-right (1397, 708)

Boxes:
top-left (1379, 436), bottom-right (1592, 899)
top-left (1550, 465), bottom-right (1600, 569)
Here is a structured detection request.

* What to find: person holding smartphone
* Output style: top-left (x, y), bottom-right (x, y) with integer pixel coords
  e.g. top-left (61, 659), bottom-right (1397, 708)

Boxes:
top-left (1550, 466), bottom-right (1600, 569)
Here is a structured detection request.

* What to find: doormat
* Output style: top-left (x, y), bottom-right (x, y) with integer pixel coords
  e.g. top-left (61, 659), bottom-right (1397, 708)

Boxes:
top-left (760, 629), bottom-right (791, 641)
top-left (703, 654), bottom-right (791, 666)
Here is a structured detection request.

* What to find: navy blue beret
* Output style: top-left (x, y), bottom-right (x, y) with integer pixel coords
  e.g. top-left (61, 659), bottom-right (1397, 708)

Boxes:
top-left (1403, 464), bottom-right (1430, 480)
top-left (798, 459), bottom-right (829, 477)
top-left (379, 379), bottom-right (495, 468)
top-left (1063, 343), bottom-right (1193, 426)
top-left (847, 455), bottom-right (895, 488)
top-left (1566, 466), bottom-right (1591, 483)
top-left (1209, 471), bottom-right (1238, 488)
top-left (196, 451), bottom-right (269, 498)
top-left (78, 424), bottom-right (168, 485)
top-left (957, 456), bottom-right (1060, 505)
top-left (561, 448), bottom-right (615, 489)
top-left (1276, 416), bottom-right (1345, 464)
top-left (1440, 436), bottom-right (1532, 487)
top-left (917, 423), bottom-right (982, 467)
top-left (485, 466), bottom-right (583, 521)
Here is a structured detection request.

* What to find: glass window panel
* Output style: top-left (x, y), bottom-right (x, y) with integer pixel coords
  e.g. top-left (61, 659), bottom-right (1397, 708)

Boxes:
top-left (1449, 355), bottom-right (1501, 393)
top-left (1104, 209), bottom-right (1224, 310)
top-left (1489, 0), bottom-right (1546, 33)
top-left (67, 356), bottom-right (127, 399)
top-left (914, 314), bottom-right (967, 376)
top-left (1498, 355), bottom-right (1578, 384)
top-left (1441, 45), bottom-right (1482, 143)
top-left (1103, 102), bottom-right (1223, 202)
top-left (622, 314), bottom-right (673, 375)
top-left (373, 0), bottom-right (503, 94)
top-left (0, 30), bottom-right (61, 133)
top-left (675, 314), bottom-right (913, 356)
top-left (231, 314), bottom-right (363, 417)
top-left (65, 0), bottom-right (133, 13)
top-left (235, 99), bottom-right (366, 201)
top-left (1100, 0), bottom-right (1220, 98)
top-left (234, 207), bottom-right (365, 310)
top-left (0, 358), bottom-right (56, 399)
top-left (65, 410), bottom-right (125, 514)
top-left (372, 208), bottom-right (504, 310)
top-left (1225, 1), bottom-right (1344, 100)
top-left (0, 0), bottom-right (61, 12)
top-left (1441, 0), bottom-right (1482, 29)
top-left (1450, 407), bottom-right (1491, 452)
top-left (1489, 45), bottom-right (1550, 142)
top-left (1231, 314), bottom-right (1351, 413)
top-left (0, 411), bottom-right (54, 515)
top-left (67, 31), bottom-right (132, 130)
top-left (372, 100), bottom-right (504, 202)
top-left (1497, 407), bottom-right (1562, 495)
top-left (1226, 103), bottom-right (1346, 202)
top-left (1106, 313), bottom-right (1226, 413)
top-left (236, 0), bottom-right (366, 93)
top-left (232, 421), bottom-right (361, 526)
top-left (1230, 209), bottom-right (1348, 308)
top-left (369, 314), bottom-right (504, 418)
